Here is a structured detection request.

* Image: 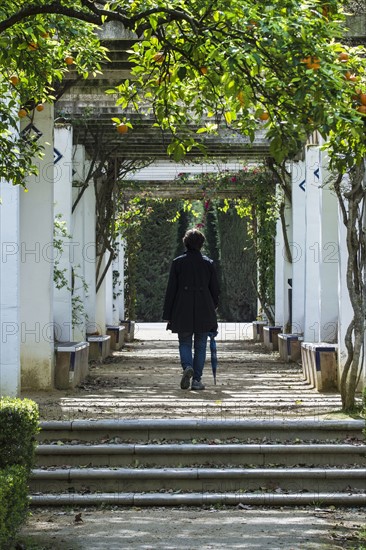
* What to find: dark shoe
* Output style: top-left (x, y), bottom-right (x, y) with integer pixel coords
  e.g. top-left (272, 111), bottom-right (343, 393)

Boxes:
top-left (191, 379), bottom-right (205, 391)
top-left (180, 366), bottom-right (194, 389)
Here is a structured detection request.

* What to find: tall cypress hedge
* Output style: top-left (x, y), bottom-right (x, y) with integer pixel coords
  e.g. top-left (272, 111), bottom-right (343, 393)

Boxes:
top-left (216, 202), bottom-right (257, 321)
top-left (135, 199), bottom-right (180, 321)
top-left (204, 204), bottom-right (222, 293)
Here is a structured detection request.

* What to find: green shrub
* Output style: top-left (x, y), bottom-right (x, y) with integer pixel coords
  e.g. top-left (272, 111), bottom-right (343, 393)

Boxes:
top-left (0, 465), bottom-right (29, 549)
top-left (0, 397), bottom-right (40, 471)
top-left (0, 398), bottom-right (39, 549)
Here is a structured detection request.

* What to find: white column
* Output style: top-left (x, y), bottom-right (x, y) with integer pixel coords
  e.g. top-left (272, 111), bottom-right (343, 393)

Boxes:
top-left (337, 197), bottom-right (352, 378)
top-left (83, 182), bottom-right (97, 334)
top-left (275, 189), bottom-right (292, 329)
top-left (19, 104), bottom-right (55, 389)
top-left (318, 150), bottom-right (338, 342)
top-left (114, 238), bottom-right (125, 323)
top-left (303, 145), bottom-right (321, 342)
top-left (0, 180), bottom-right (20, 396)
top-left (53, 124), bottom-right (73, 342)
top-left (290, 159), bottom-right (306, 334)
top-left (95, 253), bottom-right (107, 331)
top-left (72, 148), bottom-right (97, 336)
top-left (105, 260), bottom-right (114, 326)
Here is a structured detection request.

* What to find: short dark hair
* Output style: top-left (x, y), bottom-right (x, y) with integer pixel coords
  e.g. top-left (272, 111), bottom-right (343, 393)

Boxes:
top-left (183, 229), bottom-right (205, 250)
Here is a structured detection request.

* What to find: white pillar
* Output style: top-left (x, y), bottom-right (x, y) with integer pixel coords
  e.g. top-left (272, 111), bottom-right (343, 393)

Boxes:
top-left (0, 180), bottom-right (20, 396)
top-left (337, 170), bottom-right (366, 388)
top-left (290, 159), bottom-right (306, 334)
top-left (275, 189), bottom-right (292, 329)
top-left (95, 253), bottom-right (107, 331)
top-left (114, 238), bottom-right (125, 323)
top-left (303, 145), bottom-right (321, 342)
top-left (83, 182), bottom-right (97, 334)
top-left (19, 104), bottom-right (55, 389)
top-left (53, 124), bottom-right (73, 342)
top-left (105, 260), bottom-right (114, 326)
top-left (337, 196), bottom-right (352, 378)
top-left (72, 148), bottom-right (97, 336)
top-left (318, 150), bottom-right (338, 343)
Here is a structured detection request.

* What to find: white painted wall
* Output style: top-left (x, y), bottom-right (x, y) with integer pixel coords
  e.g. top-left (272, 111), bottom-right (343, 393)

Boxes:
top-left (19, 104), bottom-right (55, 389)
top-left (54, 125), bottom-right (73, 342)
top-left (290, 159), bottom-right (306, 334)
top-left (0, 179), bottom-right (20, 396)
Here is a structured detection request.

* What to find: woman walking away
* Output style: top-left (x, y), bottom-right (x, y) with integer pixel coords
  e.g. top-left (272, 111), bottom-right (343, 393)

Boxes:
top-left (163, 228), bottom-right (220, 390)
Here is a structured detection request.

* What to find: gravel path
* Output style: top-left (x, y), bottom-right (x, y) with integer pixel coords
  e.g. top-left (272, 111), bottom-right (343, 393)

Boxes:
top-left (18, 323), bottom-right (365, 549)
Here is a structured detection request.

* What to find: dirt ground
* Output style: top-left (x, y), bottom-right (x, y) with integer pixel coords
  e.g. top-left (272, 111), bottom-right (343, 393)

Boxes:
top-left (17, 506), bottom-right (366, 549)
top-left (18, 323), bottom-right (365, 549)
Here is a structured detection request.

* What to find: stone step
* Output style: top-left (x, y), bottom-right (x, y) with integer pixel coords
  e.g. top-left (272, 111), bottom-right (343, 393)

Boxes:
top-left (32, 418), bottom-right (365, 507)
top-left (35, 443), bottom-right (366, 468)
top-left (38, 419), bottom-right (365, 443)
top-left (30, 491), bottom-right (366, 507)
top-left (30, 466), bottom-right (366, 493)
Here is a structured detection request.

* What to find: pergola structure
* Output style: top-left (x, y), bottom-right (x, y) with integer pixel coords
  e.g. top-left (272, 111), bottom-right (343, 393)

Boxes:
top-left (55, 23), bottom-right (271, 169)
top-left (1, 13), bottom-right (366, 400)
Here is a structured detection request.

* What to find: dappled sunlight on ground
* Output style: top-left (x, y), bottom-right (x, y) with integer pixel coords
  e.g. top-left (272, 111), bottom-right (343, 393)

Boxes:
top-left (22, 324), bottom-right (345, 421)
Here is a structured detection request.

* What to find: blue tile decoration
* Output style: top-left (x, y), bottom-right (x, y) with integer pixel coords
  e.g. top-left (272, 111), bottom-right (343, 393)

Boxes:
top-left (21, 123), bottom-right (43, 141)
top-left (54, 148), bottom-right (63, 164)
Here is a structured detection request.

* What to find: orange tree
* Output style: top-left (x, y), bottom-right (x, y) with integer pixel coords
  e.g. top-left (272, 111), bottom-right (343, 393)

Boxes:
top-left (2, 1), bottom-right (366, 409)
top-left (0, 1), bottom-right (108, 186)
top-left (110, 0), bottom-right (366, 411)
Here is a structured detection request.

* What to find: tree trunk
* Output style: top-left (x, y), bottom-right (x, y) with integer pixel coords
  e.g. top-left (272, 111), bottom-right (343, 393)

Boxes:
top-left (334, 163), bottom-right (366, 411)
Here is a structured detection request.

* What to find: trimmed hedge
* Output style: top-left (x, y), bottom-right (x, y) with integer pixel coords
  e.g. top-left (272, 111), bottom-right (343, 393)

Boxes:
top-left (0, 465), bottom-right (29, 548)
top-left (0, 398), bottom-right (39, 548)
top-left (0, 398), bottom-right (39, 470)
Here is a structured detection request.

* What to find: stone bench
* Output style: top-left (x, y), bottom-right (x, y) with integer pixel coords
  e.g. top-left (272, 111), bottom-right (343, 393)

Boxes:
top-left (87, 335), bottom-right (111, 361)
top-left (55, 341), bottom-right (89, 390)
top-left (106, 325), bottom-right (126, 351)
top-left (263, 326), bottom-right (283, 352)
top-left (252, 321), bottom-right (268, 342)
top-left (301, 342), bottom-right (338, 391)
top-left (120, 320), bottom-right (135, 342)
top-left (278, 334), bottom-right (303, 362)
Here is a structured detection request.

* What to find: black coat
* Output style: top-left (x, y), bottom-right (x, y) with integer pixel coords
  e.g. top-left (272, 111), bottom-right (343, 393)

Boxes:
top-left (163, 249), bottom-right (220, 333)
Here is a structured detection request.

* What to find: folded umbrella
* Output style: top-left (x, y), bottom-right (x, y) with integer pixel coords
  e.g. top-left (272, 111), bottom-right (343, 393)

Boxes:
top-left (209, 331), bottom-right (218, 385)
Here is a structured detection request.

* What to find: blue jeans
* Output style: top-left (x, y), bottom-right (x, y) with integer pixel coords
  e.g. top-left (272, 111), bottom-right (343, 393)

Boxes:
top-left (178, 332), bottom-right (208, 382)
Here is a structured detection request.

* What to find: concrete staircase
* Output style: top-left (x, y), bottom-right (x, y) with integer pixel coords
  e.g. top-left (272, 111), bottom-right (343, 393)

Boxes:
top-left (31, 418), bottom-right (366, 507)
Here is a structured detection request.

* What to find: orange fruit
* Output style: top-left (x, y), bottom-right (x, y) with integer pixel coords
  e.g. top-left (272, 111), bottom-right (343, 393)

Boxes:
top-left (338, 52), bottom-right (349, 62)
top-left (153, 52), bottom-right (165, 63)
top-left (345, 71), bottom-right (357, 82)
top-left (308, 58), bottom-right (321, 70)
top-left (18, 108), bottom-right (28, 118)
top-left (28, 42), bottom-right (38, 51)
top-left (259, 112), bottom-right (269, 121)
top-left (200, 66), bottom-right (208, 75)
top-left (237, 91), bottom-right (245, 105)
top-left (9, 75), bottom-right (19, 86)
top-left (36, 104), bottom-right (44, 112)
top-left (359, 93), bottom-right (366, 106)
top-left (64, 56), bottom-right (74, 65)
top-left (117, 123), bottom-right (128, 134)
top-left (357, 105), bottom-right (366, 114)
